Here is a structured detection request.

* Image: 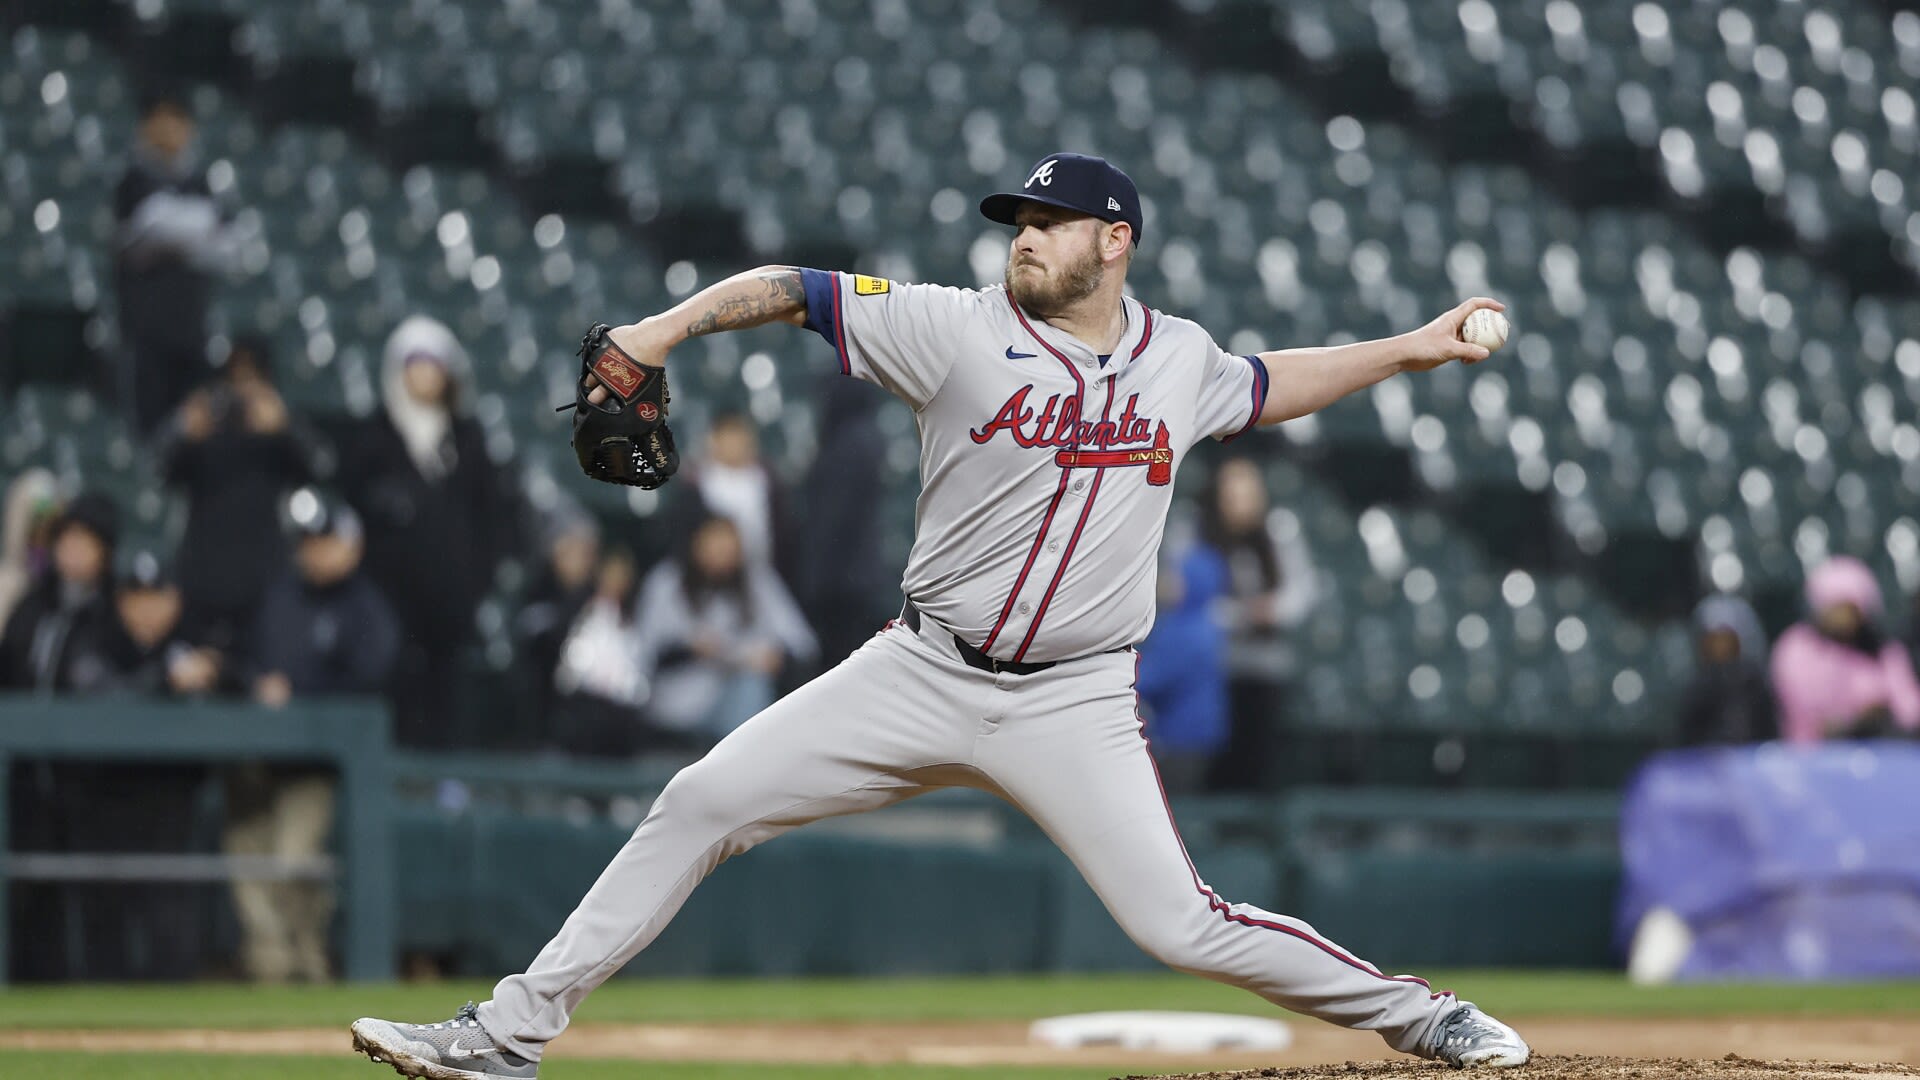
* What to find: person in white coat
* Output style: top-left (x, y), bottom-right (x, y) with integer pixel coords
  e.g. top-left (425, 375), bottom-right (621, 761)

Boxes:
top-left (332, 315), bottom-right (513, 745)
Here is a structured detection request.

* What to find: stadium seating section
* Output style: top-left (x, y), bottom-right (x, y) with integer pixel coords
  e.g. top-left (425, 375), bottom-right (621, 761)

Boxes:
top-left (5, 0), bottom-right (1920, 789)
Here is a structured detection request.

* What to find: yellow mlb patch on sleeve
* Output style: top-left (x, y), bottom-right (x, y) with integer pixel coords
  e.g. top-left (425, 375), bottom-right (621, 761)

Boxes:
top-left (853, 274), bottom-right (891, 295)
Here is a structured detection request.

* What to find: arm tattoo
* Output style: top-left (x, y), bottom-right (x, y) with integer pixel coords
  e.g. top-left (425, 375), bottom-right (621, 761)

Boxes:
top-left (685, 267), bottom-right (806, 337)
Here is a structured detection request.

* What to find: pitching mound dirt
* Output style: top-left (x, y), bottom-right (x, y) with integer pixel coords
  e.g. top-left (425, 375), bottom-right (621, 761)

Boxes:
top-left (5, 1018), bottom-right (1917, 1074)
top-left (1128, 1055), bottom-right (1920, 1080)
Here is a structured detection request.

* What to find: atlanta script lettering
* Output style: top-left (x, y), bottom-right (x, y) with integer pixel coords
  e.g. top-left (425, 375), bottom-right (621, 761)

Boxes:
top-left (968, 387), bottom-right (1155, 449)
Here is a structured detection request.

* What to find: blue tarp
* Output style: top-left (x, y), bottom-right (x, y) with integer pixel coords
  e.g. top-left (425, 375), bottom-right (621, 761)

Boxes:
top-left (1618, 742), bottom-right (1920, 980)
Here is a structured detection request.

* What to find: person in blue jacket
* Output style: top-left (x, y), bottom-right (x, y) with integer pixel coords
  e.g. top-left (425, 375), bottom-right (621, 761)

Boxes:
top-left (1138, 542), bottom-right (1231, 793)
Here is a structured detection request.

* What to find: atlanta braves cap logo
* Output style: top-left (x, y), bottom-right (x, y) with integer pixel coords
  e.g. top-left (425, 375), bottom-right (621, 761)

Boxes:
top-left (982, 152), bottom-right (1145, 245)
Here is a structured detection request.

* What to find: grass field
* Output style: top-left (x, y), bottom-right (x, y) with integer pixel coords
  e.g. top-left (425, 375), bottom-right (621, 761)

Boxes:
top-left (7, 972), bottom-right (1920, 1079)
top-left (10, 970), bottom-right (1920, 1029)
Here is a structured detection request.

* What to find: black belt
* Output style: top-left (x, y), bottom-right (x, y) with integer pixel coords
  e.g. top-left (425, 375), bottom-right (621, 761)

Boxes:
top-left (900, 601), bottom-right (1057, 675)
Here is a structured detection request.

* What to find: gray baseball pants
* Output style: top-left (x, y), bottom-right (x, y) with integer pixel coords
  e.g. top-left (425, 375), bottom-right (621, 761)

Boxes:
top-left (477, 617), bottom-right (1455, 1060)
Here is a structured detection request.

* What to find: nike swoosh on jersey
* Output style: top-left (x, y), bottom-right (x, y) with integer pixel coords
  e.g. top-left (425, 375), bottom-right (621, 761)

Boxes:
top-left (1005, 346), bottom-right (1037, 360)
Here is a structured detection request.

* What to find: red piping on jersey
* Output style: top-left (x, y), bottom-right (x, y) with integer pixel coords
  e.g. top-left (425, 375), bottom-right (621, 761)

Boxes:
top-left (1007, 295), bottom-right (1090, 382)
top-left (830, 274), bottom-right (851, 376)
top-left (1129, 305), bottom-right (1155, 360)
top-left (1012, 469), bottom-right (1103, 661)
top-left (980, 469), bottom-right (1071, 653)
top-left (1012, 378), bottom-right (1116, 661)
top-left (982, 296), bottom-right (1089, 655)
top-left (1128, 656), bottom-right (1454, 1001)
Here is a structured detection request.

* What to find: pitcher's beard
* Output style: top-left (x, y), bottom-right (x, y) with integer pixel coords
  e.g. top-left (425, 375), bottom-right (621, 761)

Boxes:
top-left (1006, 240), bottom-right (1104, 317)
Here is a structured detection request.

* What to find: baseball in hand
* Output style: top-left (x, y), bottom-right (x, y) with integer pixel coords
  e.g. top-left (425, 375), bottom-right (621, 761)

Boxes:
top-left (1460, 308), bottom-right (1510, 352)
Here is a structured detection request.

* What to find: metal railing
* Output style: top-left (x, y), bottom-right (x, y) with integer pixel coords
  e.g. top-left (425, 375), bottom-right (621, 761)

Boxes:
top-left (0, 696), bottom-right (394, 983)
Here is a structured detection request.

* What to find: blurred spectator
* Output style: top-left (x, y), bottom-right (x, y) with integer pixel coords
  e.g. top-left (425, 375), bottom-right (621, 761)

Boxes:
top-left (4, 530), bottom-right (223, 981)
top-left (162, 335), bottom-right (328, 653)
top-left (551, 547), bottom-right (652, 758)
top-left (251, 492), bottom-right (401, 705)
top-left (1770, 557), bottom-right (1920, 743)
top-left (691, 412), bottom-right (785, 570)
top-left (1676, 595), bottom-right (1777, 747)
top-left (229, 491), bottom-right (399, 984)
top-left (638, 514), bottom-right (817, 740)
top-left (1196, 458), bottom-right (1318, 788)
top-left (86, 548), bottom-right (225, 980)
top-left (0, 493), bottom-right (120, 692)
top-left (335, 315), bottom-right (511, 746)
top-left (0, 468), bottom-right (61, 630)
top-left (792, 380), bottom-right (895, 667)
top-left (1202, 458), bottom-right (1319, 644)
top-left (1137, 543), bottom-right (1231, 794)
top-left (516, 510), bottom-right (601, 737)
top-left (113, 89), bottom-right (231, 435)
top-left (1, 539), bottom-right (232, 696)
top-left (108, 548), bottom-right (232, 697)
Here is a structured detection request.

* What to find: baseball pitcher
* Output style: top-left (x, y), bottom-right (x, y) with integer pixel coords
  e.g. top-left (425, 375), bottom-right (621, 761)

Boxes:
top-left (351, 153), bottom-right (1530, 1076)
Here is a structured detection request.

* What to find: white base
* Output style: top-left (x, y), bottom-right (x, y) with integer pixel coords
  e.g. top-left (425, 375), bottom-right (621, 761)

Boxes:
top-left (1028, 1011), bottom-right (1293, 1054)
top-left (1627, 905), bottom-right (1694, 985)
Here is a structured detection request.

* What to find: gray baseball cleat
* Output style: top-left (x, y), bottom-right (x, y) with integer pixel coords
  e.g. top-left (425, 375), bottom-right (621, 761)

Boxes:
top-left (350, 1001), bottom-right (537, 1079)
top-left (1426, 1001), bottom-right (1532, 1068)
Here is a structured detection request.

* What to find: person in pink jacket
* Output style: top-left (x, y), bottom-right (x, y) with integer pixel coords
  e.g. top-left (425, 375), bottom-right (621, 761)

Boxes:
top-left (1769, 556), bottom-right (1920, 743)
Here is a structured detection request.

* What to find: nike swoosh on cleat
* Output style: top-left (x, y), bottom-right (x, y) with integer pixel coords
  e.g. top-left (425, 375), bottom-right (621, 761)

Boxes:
top-left (1005, 347), bottom-right (1036, 359)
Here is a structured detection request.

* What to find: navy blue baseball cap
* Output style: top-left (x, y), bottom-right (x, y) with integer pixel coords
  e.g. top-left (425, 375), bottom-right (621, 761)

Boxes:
top-left (980, 153), bottom-right (1142, 245)
top-left (119, 547), bottom-right (175, 591)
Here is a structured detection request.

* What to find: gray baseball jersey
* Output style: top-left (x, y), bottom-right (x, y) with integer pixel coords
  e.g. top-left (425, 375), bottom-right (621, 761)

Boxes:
top-left (469, 270), bottom-right (1473, 1070)
top-left (801, 269), bottom-right (1268, 662)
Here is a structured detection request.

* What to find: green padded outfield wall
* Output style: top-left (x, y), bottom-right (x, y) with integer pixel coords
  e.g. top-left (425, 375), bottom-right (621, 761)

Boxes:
top-left (395, 807), bottom-right (1057, 977)
top-left (393, 802), bottom-right (1618, 976)
top-left (1287, 850), bottom-right (1620, 968)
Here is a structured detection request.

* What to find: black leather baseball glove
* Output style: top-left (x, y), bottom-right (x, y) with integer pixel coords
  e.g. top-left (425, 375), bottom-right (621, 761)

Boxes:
top-left (568, 323), bottom-right (678, 489)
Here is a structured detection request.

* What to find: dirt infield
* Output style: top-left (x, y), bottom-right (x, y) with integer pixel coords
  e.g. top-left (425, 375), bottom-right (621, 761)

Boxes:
top-left (1136, 1058), bottom-right (1920, 1080)
top-left (4, 1016), bottom-right (1917, 1074)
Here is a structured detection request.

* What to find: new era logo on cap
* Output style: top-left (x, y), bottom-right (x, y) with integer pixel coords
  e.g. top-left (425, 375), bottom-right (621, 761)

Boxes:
top-left (981, 152), bottom-right (1144, 245)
